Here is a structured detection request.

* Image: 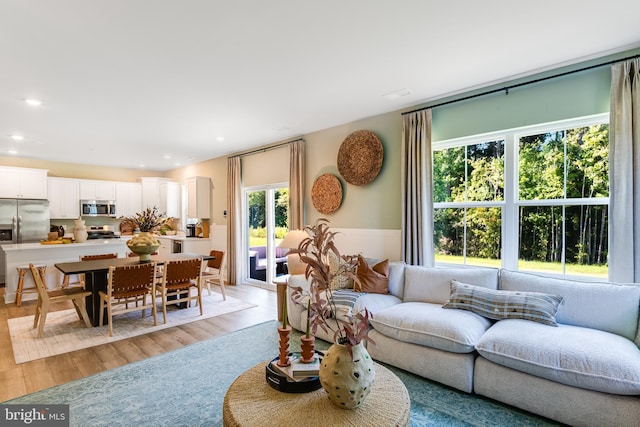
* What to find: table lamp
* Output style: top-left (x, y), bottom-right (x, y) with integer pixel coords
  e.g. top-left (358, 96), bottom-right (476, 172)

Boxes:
top-left (278, 229), bottom-right (308, 275)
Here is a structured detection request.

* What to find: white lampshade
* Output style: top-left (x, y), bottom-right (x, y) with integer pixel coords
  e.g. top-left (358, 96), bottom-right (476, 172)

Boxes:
top-left (278, 229), bottom-right (308, 249)
top-left (279, 229), bottom-right (308, 275)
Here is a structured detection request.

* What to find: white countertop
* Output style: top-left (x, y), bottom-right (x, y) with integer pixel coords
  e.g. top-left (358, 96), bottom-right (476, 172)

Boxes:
top-left (0, 239), bottom-right (127, 252)
top-left (155, 235), bottom-right (210, 241)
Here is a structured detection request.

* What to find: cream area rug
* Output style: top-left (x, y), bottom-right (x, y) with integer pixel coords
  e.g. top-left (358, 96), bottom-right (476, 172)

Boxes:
top-left (7, 293), bottom-right (256, 364)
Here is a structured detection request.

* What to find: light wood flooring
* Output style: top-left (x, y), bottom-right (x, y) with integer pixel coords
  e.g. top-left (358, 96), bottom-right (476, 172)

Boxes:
top-left (0, 283), bottom-right (278, 402)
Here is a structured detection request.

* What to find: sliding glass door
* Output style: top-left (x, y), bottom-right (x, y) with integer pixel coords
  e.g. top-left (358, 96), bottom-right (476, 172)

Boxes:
top-left (244, 184), bottom-right (289, 287)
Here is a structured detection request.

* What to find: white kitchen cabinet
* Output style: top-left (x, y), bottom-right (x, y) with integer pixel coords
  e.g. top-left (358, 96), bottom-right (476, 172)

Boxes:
top-left (80, 179), bottom-right (116, 200)
top-left (0, 167), bottom-right (48, 199)
top-left (156, 237), bottom-right (172, 258)
top-left (183, 237), bottom-right (211, 255)
top-left (140, 177), bottom-right (181, 218)
top-left (48, 177), bottom-right (80, 219)
top-left (186, 176), bottom-right (211, 219)
top-left (115, 182), bottom-right (142, 218)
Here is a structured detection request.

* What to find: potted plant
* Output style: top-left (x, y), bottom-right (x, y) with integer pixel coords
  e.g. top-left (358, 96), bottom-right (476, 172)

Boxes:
top-left (289, 218), bottom-right (375, 409)
top-left (120, 206), bottom-right (166, 261)
top-left (290, 218), bottom-right (373, 350)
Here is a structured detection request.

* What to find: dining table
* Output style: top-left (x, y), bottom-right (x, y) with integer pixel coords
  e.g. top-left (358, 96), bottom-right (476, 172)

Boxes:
top-left (54, 253), bottom-right (214, 326)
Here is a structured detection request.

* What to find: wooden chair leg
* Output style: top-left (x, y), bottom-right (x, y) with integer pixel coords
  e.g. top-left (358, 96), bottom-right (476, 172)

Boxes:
top-left (15, 267), bottom-right (27, 307)
top-left (219, 277), bottom-right (226, 301)
top-left (32, 298), bottom-right (42, 329)
top-left (107, 301), bottom-right (113, 337)
top-left (73, 299), bottom-right (91, 328)
top-left (36, 300), bottom-right (49, 338)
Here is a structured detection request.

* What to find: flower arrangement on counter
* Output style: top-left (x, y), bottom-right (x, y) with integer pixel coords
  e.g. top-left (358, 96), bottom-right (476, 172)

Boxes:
top-left (290, 218), bottom-right (374, 351)
top-left (120, 206), bottom-right (168, 233)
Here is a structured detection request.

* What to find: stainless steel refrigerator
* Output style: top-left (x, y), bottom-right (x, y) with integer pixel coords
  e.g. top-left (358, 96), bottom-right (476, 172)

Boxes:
top-left (0, 199), bottom-right (50, 244)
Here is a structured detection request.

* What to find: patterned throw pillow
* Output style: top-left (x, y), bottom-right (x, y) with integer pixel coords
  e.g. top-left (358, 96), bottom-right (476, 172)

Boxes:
top-left (354, 255), bottom-right (390, 294)
top-left (442, 280), bottom-right (564, 326)
top-left (328, 251), bottom-right (354, 290)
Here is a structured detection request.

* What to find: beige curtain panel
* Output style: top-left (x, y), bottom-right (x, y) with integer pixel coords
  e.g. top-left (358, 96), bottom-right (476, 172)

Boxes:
top-left (289, 140), bottom-right (305, 231)
top-left (609, 58), bottom-right (640, 283)
top-left (401, 109), bottom-right (434, 266)
top-left (226, 156), bottom-right (242, 285)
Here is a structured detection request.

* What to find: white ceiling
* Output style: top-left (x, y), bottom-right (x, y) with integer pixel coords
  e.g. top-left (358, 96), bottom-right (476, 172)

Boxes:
top-left (2, 1), bottom-right (640, 171)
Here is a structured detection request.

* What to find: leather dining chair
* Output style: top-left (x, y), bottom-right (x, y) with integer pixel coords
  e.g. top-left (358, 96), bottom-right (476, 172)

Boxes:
top-left (98, 262), bottom-right (157, 337)
top-left (29, 263), bottom-right (92, 338)
top-left (156, 258), bottom-right (203, 323)
top-left (200, 250), bottom-right (226, 300)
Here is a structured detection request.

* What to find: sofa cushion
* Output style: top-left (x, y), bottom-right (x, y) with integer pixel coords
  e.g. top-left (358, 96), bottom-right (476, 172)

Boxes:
top-left (403, 265), bottom-right (499, 304)
top-left (500, 269), bottom-right (640, 340)
top-left (354, 255), bottom-right (389, 294)
top-left (328, 251), bottom-right (355, 290)
top-left (476, 319), bottom-right (640, 395)
top-left (443, 280), bottom-right (564, 326)
top-left (387, 261), bottom-right (405, 299)
top-left (370, 302), bottom-right (492, 353)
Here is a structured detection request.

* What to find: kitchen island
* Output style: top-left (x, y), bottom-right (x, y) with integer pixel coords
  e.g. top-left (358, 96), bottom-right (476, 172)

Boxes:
top-left (1, 239), bottom-right (129, 304)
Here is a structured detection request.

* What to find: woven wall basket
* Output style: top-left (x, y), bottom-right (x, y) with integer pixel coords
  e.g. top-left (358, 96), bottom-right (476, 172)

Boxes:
top-left (311, 173), bottom-right (343, 214)
top-left (337, 130), bottom-right (383, 186)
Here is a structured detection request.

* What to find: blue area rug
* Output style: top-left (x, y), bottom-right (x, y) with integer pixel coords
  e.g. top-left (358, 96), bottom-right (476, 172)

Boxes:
top-left (4, 321), bottom-right (559, 426)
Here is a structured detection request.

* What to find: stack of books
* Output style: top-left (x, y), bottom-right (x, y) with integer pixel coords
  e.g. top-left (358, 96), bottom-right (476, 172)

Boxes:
top-left (270, 352), bottom-right (320, 382)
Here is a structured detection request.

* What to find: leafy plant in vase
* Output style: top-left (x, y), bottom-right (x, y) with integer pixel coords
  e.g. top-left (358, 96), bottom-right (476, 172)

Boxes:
top-left (120, 206), bottom-right (166, 261)
top-left (290, 218), bottom-right (375, 409)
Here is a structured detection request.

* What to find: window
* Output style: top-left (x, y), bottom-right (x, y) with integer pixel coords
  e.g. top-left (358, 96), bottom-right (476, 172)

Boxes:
top-left (433, 140), bottom-right (504, 267)
top-left (433, 114), bottom-right (609, 279)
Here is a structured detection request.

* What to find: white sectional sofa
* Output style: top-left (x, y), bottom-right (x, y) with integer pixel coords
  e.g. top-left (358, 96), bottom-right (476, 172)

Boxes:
top-left (286, 263), bottom-right (640, 427)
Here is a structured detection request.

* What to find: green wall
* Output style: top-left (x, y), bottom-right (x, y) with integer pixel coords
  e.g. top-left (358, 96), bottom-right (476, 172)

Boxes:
top-left (431, 67), bottom-right (611, 142)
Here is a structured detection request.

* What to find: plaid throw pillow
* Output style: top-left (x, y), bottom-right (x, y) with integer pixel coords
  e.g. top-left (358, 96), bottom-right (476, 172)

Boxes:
top-left (443, 280), bottom-right (564, 326)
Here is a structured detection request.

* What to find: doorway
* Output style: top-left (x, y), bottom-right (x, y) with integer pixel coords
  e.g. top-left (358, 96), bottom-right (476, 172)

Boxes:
top-left (244, 185), bottom-right (289, 288)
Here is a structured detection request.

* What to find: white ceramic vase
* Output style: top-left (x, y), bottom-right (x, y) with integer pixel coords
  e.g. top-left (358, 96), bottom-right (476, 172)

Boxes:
top-left (73, 219), bottom-right (88, 243)
top-left (318, 341), bottom-right (375, 409)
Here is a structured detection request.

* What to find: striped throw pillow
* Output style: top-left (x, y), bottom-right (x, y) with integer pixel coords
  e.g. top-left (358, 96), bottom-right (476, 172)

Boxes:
top-left (443, 280), bottom-right (564, 326)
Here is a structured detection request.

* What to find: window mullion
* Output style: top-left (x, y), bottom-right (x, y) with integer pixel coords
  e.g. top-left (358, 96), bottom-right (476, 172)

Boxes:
top-left (503, 131), bottom-right (518, 270)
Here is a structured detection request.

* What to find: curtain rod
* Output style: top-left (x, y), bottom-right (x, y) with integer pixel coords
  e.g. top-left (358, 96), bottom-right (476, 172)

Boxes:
top-left (228, 137), bottom-right (304, 159)
top-left (402, 53), bottom-right (640, 116)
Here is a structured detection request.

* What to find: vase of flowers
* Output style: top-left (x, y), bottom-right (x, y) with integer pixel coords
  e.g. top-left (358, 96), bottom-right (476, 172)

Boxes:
top-left (121, 207), bottom-right (166, 261)
top-left (290, 218), bottom-right (375, 409)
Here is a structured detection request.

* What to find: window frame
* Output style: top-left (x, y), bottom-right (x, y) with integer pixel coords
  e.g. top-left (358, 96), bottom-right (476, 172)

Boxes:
top-left (432, 113), bottom-right (609, 280)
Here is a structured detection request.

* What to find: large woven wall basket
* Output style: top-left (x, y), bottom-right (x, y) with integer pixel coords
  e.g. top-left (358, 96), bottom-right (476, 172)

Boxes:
top-left (337, 130), bottom-right (383, 186)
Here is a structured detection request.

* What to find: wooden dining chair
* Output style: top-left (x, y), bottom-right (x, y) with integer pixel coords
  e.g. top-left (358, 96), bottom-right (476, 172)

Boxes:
top-left (200, 250), bottom-right (226, 300)
top-left (62, 253), bottom-right (119, 289)
top-left (29, 263), bottom-right (92, 338)
top-left (98, 262), bottom-right (157, 337)
top-left (156, 258), bottom-right (203, 323)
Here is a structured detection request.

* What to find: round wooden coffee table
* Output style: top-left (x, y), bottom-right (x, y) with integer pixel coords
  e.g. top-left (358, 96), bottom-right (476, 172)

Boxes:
top-left (223, 361), bottom-right (410, 427)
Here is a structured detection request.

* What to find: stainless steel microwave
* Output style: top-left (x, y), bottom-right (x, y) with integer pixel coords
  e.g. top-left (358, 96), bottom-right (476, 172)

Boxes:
top-left (81, 200), bottom-right (116, 217)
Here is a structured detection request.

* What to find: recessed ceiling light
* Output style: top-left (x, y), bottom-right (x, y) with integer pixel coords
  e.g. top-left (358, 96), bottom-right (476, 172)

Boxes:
top-left (24, 98), bottom-right (42, 107)
top-left (8, 149), bottom-right (18, 155)
top-left (11, 134), bottom-right (24, 141)
top-left (216, 136), bottom-right (225, 142)
top-left (382, 88), bottom-right (412, 100)
top-left (163, 154), bottom-right (171, 160)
